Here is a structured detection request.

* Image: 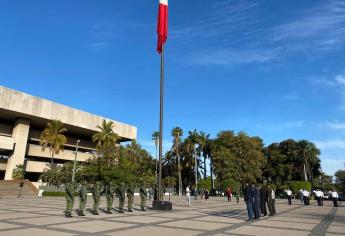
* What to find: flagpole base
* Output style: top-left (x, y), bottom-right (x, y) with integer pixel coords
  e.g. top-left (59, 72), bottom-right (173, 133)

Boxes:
top-left (152, 200), bottom-right (172, 211)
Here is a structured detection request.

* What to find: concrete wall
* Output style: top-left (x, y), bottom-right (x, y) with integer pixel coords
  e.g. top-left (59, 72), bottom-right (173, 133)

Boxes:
top-left (0, 86), bottom-right (137, 140)
top-left (0, 136), bottom-right (14, 151)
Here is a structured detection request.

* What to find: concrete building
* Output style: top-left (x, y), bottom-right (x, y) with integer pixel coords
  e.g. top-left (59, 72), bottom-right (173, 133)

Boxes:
top-left (0, 86), bottom-right (137, 184)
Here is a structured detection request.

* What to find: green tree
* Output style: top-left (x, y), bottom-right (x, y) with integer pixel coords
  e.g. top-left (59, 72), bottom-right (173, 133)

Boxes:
top-left (152, 131), bottom-right (160, 179)
top-left (12, 164), bottom-right (25, 180)
top-left (171, 127), bottom-right (183, 196)
top-left (92, 119), bottom-right (119, 151)
top-left (334, 170), bottom-right (345, 194)
top-left (198, 131), bottom-right (210, 180)
top-left (40, 120), bottom-right (67, 164)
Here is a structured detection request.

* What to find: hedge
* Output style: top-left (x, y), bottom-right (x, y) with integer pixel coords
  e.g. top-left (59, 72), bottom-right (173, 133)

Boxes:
top-left (287, 181), bottom-right (311, 194)
top-left (43, 191), bottom-right (66, 197)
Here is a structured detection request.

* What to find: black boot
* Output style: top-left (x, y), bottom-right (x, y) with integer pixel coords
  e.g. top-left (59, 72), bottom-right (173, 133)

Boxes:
top-left (106, 209), bottom-right (112, 214)
top-left (93, 210), bottom-right (99, 215)
top-left (65, 212), bottom-right (72, 218)
top-left (128, 208), bottom-right (133, 212)
top-left (119, 209), bottom-right (125, 213)
top-left (77, 210), bottom-right (85, 216)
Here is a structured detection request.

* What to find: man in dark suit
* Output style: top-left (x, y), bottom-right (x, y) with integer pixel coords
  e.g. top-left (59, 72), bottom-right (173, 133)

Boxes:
top-left (253, 184), bottom-right (261, 220)
top-left (260, 185), bottom-right (268, 216)
top-left (244, 183), bottom-right (254, 222)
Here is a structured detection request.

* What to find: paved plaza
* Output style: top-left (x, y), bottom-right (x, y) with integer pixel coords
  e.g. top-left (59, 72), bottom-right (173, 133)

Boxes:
top-left (0, 196), bottom-right (343, 236)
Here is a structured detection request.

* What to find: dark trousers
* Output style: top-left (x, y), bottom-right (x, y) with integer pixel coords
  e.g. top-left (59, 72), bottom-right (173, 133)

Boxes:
top-left (321, 197), bottom-right (324, 206)
top-left (333, 198), bottom-right (338, 207)
top-left (260, 201), bottom-right (267, 215)
top-left (253, 201), bottom-right (261, 219)
top-left (246, 201), bottom-right (254, 221)
top-left (288, 196), bottom-right (292, 205)
top-left (227, 195), bottom-right (231, 202)
top-left (316, 197), bottom-right (321, 206)
top-left (303, 196), bottom-right (308, 205)
top-left (268, 200), bottom-right (276, 216)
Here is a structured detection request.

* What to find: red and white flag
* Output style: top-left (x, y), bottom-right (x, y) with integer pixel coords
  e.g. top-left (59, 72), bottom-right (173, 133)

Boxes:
top-left (157, 0), bottom-right (168, 54)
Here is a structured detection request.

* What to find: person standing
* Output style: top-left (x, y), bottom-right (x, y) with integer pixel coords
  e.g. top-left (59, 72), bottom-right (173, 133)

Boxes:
top-left (92, 181), bottom-right (102, 215)
top-left (204, 189), bottom-right (209, 203)
top-left (253, 184), bottom-right (261, 220)
top-left (139, 186), bottom-right (147, 211)
top-left (226, 188), bottom-right (232, 202)
top-left (268, 185), bottom-right (276, 216)
top-left (65, 182), bottom-right (76, 218)
top-left (299, 189), bottom-right (304, 203)
top-left (116, 183), bottom-right (126, 213)
top-left (260, 185), bottom-right (268, 216)
top-left (244, 183), bottom-right (254, 222)
top-left (78, 181), bottom-right (88, 216)
top-left (186, 185), bottom-right (191, 206)
top-left (320, 190), bottom-right (324, 206)
top-left (105, 182), bottom-right (115, 214)
top-left (315, 189), bottom-right (322, 207)
top-left (302, 189), bottom-right (308, 205)
top-left (331, 189), bottom-right (339, 207)
top-left (285, 188), bottom-right (292, 205)
top-left (127, 184), bottom-right (134, 212)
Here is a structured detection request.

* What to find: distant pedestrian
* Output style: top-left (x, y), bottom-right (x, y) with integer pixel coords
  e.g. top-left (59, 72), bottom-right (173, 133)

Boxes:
top-left (331, 189), bottom-right (339, 207)
top-left (320, 190), bottom-right (324, 206)
top-left (244, 183), bottom-right (254, 222)
top-left (285, 188), bottom-right (292, 205)
top-left (226, 188), bottom-right (232, 202)
top-left (299, 189), bottom-right (303, 203)
top-left (186, 186), bottom-right (191, 206)
top-left (205, 189), bottom-right (209, 203)
top-left (302, 189), bottom-right (309, 205)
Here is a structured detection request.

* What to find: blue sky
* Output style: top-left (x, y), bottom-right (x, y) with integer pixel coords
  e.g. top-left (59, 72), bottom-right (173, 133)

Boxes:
top-left (1, 0), bottom-right (345, 176)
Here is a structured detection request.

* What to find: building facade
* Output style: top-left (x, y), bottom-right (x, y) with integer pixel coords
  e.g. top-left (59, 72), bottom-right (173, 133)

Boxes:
top-left (0, 86), bottom-right (137, 182)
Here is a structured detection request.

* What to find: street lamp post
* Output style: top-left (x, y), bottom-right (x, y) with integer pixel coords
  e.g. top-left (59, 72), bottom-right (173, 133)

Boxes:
top-left (72, 139), bottom-right (80, 183)
top-left (194, 144), bottom-right (198, 200)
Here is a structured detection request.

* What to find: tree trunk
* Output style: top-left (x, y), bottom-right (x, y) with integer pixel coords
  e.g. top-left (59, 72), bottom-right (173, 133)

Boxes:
top-left (210, 159), bottom-right (214, 189)
top-left (51, 149), bottom-right (54, 164)
top-left (203, 154), bottom-right (207, 180)
top-left (177, 146), bottom-right (182, 197)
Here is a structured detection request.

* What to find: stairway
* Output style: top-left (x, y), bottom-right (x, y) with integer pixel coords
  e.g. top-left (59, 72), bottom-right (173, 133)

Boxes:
top-left (0, 180), bottom-right (38, 197)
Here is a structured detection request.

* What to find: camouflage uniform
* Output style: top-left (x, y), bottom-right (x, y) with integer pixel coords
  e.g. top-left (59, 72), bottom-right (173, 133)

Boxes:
top-left (65, 183), bottom-right (76, 218)
top-left (92, 181), bottom-right (102, 215)
top-left (105, 182), bottom-right (115, 214)
top-left (127, 184), bottom-right (134, 212)
top-left (78, 182), bottom-right (88, 216)
top-left (116, 183), bottom-right (126, 213)
top-left (139, 187), bottom-right (147, 211)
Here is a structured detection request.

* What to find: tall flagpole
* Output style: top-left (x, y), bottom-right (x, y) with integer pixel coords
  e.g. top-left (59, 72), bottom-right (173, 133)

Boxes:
top-left (158, 45), bottom-right (164, 201)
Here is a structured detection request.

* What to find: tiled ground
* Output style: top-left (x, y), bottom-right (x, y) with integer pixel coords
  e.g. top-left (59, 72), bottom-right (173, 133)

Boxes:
top-left (0, 195), bottom-right (343, 235)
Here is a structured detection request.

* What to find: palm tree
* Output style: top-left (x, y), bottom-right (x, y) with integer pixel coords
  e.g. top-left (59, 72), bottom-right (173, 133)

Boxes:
top-left (40, 120), bottom-right (68, 164)
top-left (92, 119), bottom-right (119, 151)
top-left (198, 131), bottom-right (210, 180)
top-left (171, 127), bottom-right (183, 196)
top-left (187, 129), bottom-right (200, 198)
top-left (297, 140), bottom-right (320, 182)
top-left (152, 131), bottom-right (160, 180)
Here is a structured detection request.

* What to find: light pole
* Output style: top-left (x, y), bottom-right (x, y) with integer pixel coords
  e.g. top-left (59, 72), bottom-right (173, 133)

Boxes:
top-left (155, 137), bottom-right (159, 183)
top-left (72, 139), bottom-right (80, 183)
top-left (194, 143), bottom-right (198, 200)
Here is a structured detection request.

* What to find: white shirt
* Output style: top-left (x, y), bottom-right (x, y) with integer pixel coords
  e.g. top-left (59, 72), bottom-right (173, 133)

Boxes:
top-left (315, 190), bottom-right (321, 197)
top-left (271, 190), bottom-right (275, 199)
top-left (286, 190), bottom-right (292, 196)
top-left (302, 190), bottom-right (309, 197)
top-left (186, 187), bottom-right (190, 196)
top-left (331, 191), bottom-right (338, 198)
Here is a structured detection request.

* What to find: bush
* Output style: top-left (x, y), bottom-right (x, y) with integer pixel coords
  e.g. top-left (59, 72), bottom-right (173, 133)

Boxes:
top-left (42, 191), bottom-right (66, 197)
top-left (288, 181), bottom-right (311, 195)
top-left (221, 179), bottom-right (240, 193)
top-left (198, 178), bottom-right (211, 191)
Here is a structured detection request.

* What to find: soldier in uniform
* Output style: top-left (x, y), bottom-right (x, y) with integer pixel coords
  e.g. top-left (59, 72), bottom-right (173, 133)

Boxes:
top-left (116, 182), bottom-right (126, 213)
top-left (65, 182), bottom-right (76, 218)
top-left (105, 181), bottom-right (115, 214)
top-left (92, 181), bottom-right (102, 215)
top-left (127, 183), bottom-right (134, 212)
top-left (139, 186), bottom-right (147, 211)
top-left (78, 181), bottom-right (88, 216)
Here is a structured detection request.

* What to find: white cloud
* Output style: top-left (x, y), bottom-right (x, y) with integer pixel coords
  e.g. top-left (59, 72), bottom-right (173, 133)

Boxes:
top-left (188, 48), bottom-right (279, 66)
top-left (314, 139), bottom-right (345, 149)
top-left (335, 74), bottom-right (345, 85)
top-left (326, 121), bottom-right (345, 130)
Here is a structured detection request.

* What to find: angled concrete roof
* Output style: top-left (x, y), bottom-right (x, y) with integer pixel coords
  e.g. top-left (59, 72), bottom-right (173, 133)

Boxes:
top-left (0, 86), bottom-right (137, 141)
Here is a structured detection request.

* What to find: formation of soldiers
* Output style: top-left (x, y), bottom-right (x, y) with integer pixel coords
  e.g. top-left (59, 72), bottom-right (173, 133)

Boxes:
top-left (64, 181), bottom-right (148, 218)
